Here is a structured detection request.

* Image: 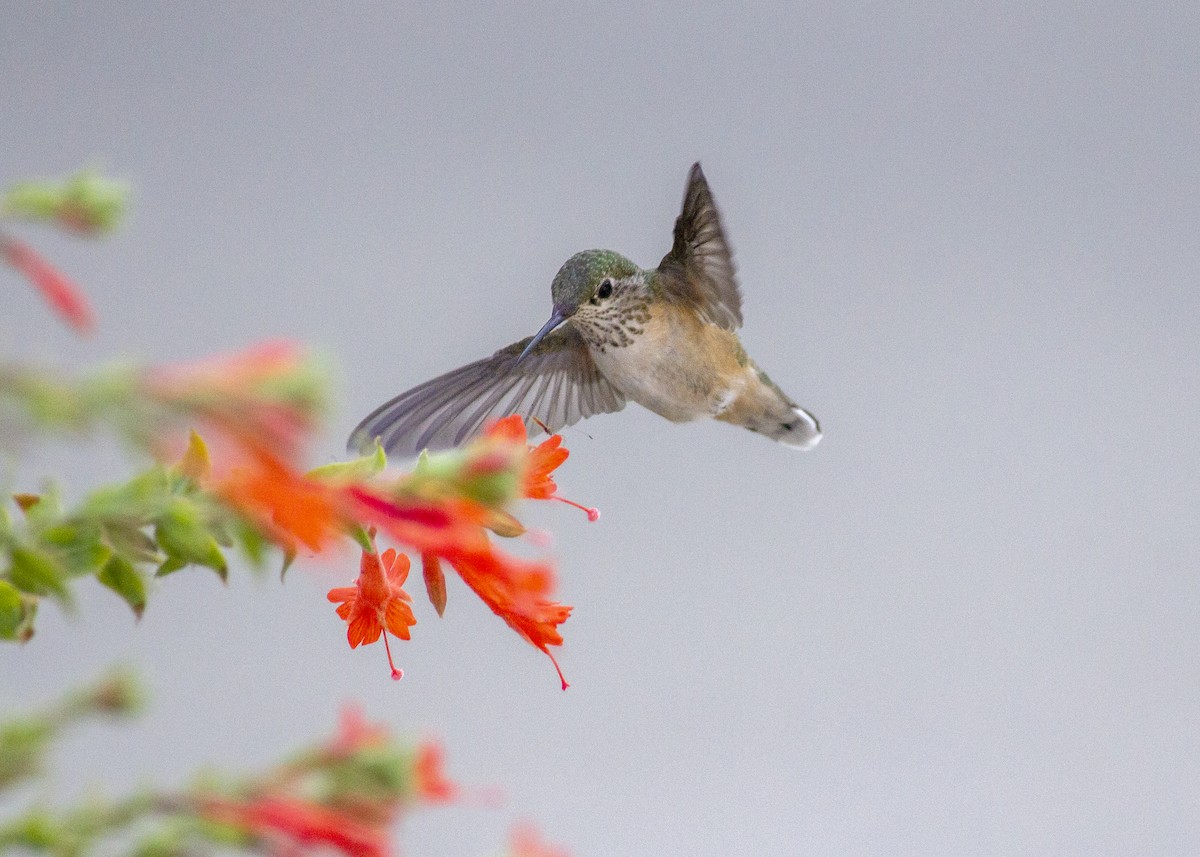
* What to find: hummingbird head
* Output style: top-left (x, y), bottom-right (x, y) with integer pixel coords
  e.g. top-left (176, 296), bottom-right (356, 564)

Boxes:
top-left (550, 249), bottom-right (640, 310)
top-left (519, 250), bottom-right (641, 362)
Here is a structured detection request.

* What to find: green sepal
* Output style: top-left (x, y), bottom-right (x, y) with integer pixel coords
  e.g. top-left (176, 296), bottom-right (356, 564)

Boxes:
top-left (325, 743), bottom-right (411, 796)
top-left (235, 520), bottom-right (269, 573)
top-left (407, 444), bottom-right (520, 507)
top-left (8, 547), bottom-right (71, 605)
top-left (463, 470), bottom-right (520, 508)
top-left (348, 524), bottom-right (374, 552)
top-left (279, 548), bottom-right (296, 581)
top-left (307, 440), bottom-right (387, 483)
top-left (96, 556), bottom-right (147, 619)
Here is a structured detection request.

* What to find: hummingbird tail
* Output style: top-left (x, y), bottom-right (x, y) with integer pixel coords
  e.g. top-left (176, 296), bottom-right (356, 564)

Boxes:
top-left (716, 364), bottom-right (822, 450)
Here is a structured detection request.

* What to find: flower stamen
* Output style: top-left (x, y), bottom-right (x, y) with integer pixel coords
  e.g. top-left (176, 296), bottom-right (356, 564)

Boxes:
top-left (552, 496), bottom-right (600, 522)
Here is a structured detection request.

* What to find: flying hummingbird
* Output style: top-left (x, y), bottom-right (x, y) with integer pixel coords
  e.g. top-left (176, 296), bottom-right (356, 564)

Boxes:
top-left (349, 163), bottom-right (821, 457)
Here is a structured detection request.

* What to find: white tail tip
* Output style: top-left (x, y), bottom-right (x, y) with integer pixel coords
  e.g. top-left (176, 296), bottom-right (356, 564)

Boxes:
top-left (779, 406), bottom-right (822, 450)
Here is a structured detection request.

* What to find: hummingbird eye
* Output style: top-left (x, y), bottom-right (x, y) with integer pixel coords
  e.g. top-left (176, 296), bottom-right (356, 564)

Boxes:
top-left (596, 279), bottom-right (614, 300)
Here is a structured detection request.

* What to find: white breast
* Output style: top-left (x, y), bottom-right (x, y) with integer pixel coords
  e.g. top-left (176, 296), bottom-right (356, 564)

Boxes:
top-left (585, 310), bottom-right (749, 423)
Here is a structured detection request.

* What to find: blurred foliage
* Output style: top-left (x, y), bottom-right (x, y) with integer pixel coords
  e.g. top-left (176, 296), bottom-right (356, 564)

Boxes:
top-left (0, 674), bottom-right (457, 857)
top-left (1, 167), bottom-right (576, 856)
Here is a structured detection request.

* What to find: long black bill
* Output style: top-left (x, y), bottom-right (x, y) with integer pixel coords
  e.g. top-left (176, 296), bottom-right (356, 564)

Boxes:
top-left (517, 308), bottom-right (569, 363)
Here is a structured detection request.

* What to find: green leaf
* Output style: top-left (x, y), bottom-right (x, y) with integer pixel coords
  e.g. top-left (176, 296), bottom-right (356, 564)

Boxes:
top-left (154, 556), bottom-right (187, 578)
top-left (7, 547), bottom-right (71, 605)
top-left (0, 581), bottom-right (30, 640)
top-left (40, 522), bottom-right (110, 576)
top-left (307, 441), bottom-right (387, 483)
top-left (96, 556), bottom-right (147, 618)
top-left (83, 466), bottom-right (172, 520)
top-left (154, 500), bottom-right (227, 581)
top-left (235, 520), bottom-right (269, 572)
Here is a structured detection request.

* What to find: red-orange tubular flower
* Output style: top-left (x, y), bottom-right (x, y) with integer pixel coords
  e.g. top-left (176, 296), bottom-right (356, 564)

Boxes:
top-left (509, 823), bottom-right (571, 857)
top-left (216, 449), bottom-right (346, 553)
top-left (142, 340), bottom-right (320, 463)
top-left (202, 796), bottom-right (390, 857)
top-left (491, 415), bottom-right (599, 520)
top-left (327, 545), bottom-right (416, 680)
top-left (325, 704), bottom-right (391, 759)
top-left (1, 234), bottom-right (95, 333)
top-left (324, 415), bottom-right (592, 688)
top-left (448, 548), bottom-right (573, 690)
top-left (413, 741), bottom-right (459, 804)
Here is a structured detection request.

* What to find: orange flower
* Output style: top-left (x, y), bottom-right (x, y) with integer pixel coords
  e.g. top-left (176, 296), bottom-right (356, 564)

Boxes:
top-left (216, 449), bottom-right (344, 552)
top-left (349, 487), bottom-right (491, 557)
top-left (202, 796), bottom-right (389, 857)
top-left (523, 433), bottom-right (569, 500)
top-left (325, 704), bottom-right (390, 759)
top-left (1, 235), bottom-right (95, 333)
top-left (413, 741), bottom-right (458, 804)
top-left (486, 415), bottom-right (598, 521)
top-left (484, 413), bottom-right (527, 443)
top-left (327, 545), bottom-right (416, 680)
top-left (509, 823), bottom-right (571, 857)
top-left (449, 548), bottom-right (572, 690)
top-left (142, 340), bottom-right (320, 463)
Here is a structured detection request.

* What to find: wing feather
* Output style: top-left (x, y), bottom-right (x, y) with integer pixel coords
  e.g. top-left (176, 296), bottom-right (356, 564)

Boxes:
top-left (658, 162), bottom-right (744, 330)
top-left (348, 325), bottom-right (626, 457)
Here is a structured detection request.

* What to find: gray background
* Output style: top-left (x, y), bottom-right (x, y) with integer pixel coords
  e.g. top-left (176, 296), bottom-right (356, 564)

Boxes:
top-left (2, 3), bottom-right (1198, 855)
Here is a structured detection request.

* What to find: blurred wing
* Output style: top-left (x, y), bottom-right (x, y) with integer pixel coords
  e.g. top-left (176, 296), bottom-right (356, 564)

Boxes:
top-left (348, 325), bottom-right (626, 458)
top-left (657, 162), bottom-right (743, 330)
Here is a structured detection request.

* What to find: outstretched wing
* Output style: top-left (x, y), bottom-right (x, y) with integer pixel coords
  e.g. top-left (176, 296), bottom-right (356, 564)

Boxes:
top-left (657, 162), bottom-right (743, 330)
top-left (348, 324), bottom-right (626, 458)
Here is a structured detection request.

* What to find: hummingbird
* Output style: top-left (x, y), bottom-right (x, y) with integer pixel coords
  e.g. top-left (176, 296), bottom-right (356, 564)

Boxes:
top-left (349, 163), bottom-right (821, 457)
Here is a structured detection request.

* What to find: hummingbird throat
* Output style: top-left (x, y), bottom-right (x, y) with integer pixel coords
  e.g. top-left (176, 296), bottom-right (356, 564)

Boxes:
top-left (571, 280), bottom-right (652, 354)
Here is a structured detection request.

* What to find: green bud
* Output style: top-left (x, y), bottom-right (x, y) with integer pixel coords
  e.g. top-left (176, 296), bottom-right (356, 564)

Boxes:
top-left (60, 170), bottom-right (129, 233)
top-left (83, 667), bottom-right (144, 715)
top-left (1, 169), bottom-right (129, 234)
top-left (0, 718), bottom-right (53, 790)
top-left (0, 807), bottom-right (60, 848)
top-left (308, 440), bottom-right (387, 483)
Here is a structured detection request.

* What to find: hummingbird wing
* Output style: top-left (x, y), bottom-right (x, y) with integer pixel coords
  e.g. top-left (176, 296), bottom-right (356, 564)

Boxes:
top-left (348, 324), bottom-right (626, 458)
top-left (657, 162), bottom-right (744, 330)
